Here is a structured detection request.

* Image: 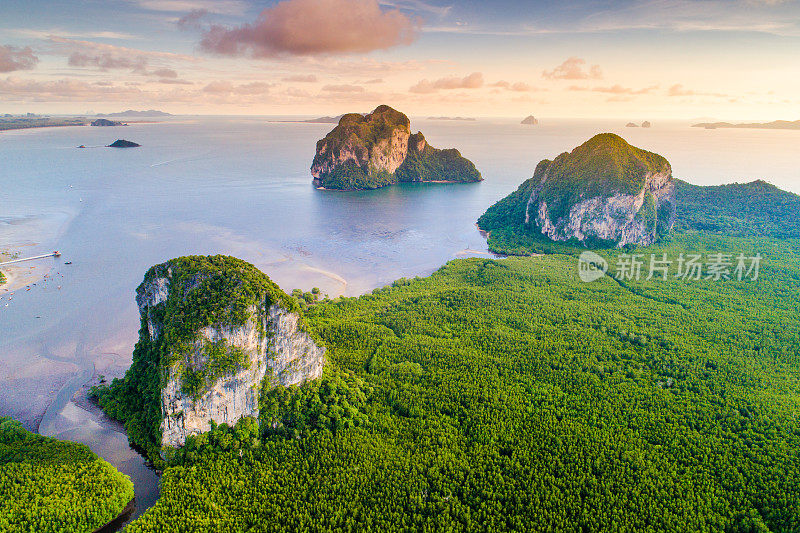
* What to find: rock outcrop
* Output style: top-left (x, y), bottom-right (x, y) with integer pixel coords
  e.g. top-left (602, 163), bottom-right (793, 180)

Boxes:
top-left (134, 256), bottom-right (324, 448)
top-left (108, 139), bottom-right (140, 148)
top-left (479, 133), bottom-right (676, 247)
top-left (521, 115), bottom-right (538, 125)
top-left (91, 119), bottom-right (125, 127)
top-left (311, 105), bottom-right (481, 190)
top-left (641, 121), bottom-right (652, 128)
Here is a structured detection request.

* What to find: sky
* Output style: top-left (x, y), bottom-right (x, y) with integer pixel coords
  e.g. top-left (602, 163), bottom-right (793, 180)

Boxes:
top-left (0, 0), bottom-right (798, 118)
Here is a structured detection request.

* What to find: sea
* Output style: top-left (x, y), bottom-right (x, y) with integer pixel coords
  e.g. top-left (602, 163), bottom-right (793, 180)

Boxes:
top-left (1, 116), bottom-right (798, 523)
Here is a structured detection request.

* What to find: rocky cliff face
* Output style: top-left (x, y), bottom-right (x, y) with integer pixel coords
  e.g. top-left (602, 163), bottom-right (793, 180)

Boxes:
top-left (134, 256), bottom-right (324, 448)
top-left (525, 134), bottom-right (675, 246)
top-left (479, 133), bottom-right (675, 248)
top-left (311, 105), bottom-right (481, 190)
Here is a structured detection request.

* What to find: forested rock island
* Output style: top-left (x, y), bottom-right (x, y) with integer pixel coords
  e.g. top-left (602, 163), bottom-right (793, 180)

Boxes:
top-left (311, 105), bottom-right (482, 190)
top-left (480, 133), bottom-right (675, 248)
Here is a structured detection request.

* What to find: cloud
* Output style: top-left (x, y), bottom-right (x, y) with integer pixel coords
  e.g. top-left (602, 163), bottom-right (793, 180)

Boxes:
top-left (0, 76), bottom-right (146, 102)
top-left (542, 57), bottom-right (602, 80)
top-left (159, 78), bottom-right (194, 84)
top-left (200, 0), bottom-right (419, 57)
top-left (601, 84), bottom-right (656, 95)
top-left (133, 0), bottom-right (247, 15)
top-left (364, 78), bottom-right (383, 84)
top-left (68, 52), bottom-right (149, 72)
top-left (492, 80), bottom-right (534, 92)
top-left (202, 80), bottom-right (274, 94)
top-left (667, 84), bottom-right (728, 97)
top-left (282, 74), bottom-right (318, 82)
top-left (176, 9), bottom-right (210, 30)
top-left (152, 68), bottom-right (178, 78)
top-left (321, 84), bottom-right (365, 93)
top-left (409, 72), bottom-right (483, 93)
top-left (50, 37), bottom-right (191, 78)
top-left (379, 0), bottom-right (452, 17)
top-left (48, 36), bottom-right (196, 62)
top-left (0, 45), bottom-right (39, 73)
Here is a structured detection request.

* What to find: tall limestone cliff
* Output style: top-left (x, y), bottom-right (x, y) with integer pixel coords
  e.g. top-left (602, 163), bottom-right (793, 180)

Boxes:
top-left (479, 133), bottom-right (675, 247)
top-left (97, 256), bottom-right (324, 451)
top-left (311, 105), bottom-right (481, 190)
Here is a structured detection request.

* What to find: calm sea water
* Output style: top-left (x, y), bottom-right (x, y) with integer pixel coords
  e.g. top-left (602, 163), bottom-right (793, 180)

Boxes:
top-left (1, 116), bottom-right (798, 521)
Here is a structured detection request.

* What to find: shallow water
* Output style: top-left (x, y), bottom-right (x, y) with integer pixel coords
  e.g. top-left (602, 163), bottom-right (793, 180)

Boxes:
top-left (1, 116), bottom-right (798, 520)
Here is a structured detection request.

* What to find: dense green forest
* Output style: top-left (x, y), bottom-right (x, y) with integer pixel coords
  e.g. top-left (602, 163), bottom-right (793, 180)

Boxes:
top-left (479, 179), bottom-right (800, 256)
top-left (109, 228), bottom-right (800, 532)
top-left (0, 416), bottom-right (134, 532)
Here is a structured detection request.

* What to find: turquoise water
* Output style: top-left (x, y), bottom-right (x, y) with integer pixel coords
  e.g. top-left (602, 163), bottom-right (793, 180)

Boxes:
top-left (1, 116), bottom-right (798, 522)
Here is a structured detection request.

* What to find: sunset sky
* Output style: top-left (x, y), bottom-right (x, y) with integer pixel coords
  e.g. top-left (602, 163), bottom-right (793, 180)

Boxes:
top-left (1, 0), bottom-right (798, 118)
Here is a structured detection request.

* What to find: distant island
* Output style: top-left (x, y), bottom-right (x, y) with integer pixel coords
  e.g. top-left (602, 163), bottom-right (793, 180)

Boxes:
top-left (311, 105), bottom-right (482, 190)
top-left (97, 110), bottom-right (172, 118)
top-left (0, 116), bottom-right (87, 132)
top-left (303, 115), bottom-right (346, 124)
top-left (91, 119), bottom-right (126, 127)
top-left (521, 115), bottom-right (538, 125)
top-left (626, 122), bottom-right (639, 128)
top-left (692, 119), bottom-right (800, 130)
top-left (428, 116), bottom-right (477, 121)
top-left (108, 139), bottom-right (140, 148)
top-left (642, 121), bottom-right (652, 128)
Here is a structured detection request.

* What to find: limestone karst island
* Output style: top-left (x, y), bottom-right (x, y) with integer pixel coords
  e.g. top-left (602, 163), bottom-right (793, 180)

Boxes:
top-left (4, 1), bottom-right (800, 532)
top-left (311, 105), bottom-right (482, 190)
top-left (480, 133), bottom-right (675, 247)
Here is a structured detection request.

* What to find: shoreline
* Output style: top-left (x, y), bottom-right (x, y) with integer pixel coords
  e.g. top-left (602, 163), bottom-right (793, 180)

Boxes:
top-left (315, 179), bottom-right (478, 191)
top-left (92, 498), bottom-right (136, 533)
top-left (0, 120), bottom-right (161, 134)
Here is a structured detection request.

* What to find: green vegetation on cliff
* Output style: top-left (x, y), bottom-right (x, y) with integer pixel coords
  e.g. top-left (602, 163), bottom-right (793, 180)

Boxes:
top-left (534, 133), bottom-right (670, 222)
top-left (675, 179), bottom-right (800, 239)
top-left (396, 133), bottom-right (481, 183)
top-left (122, 232), bottom-right (800, 532)
top-left (481, 178), bottom-right (800, 256)
top-left (0, 416), bottom-right (134, 532)
top-left (92, 255), bottom-right (302, 459)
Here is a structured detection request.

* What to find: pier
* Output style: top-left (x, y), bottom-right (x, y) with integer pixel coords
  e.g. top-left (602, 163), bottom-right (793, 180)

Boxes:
top-left (0, 251), bottom-right (61, 267)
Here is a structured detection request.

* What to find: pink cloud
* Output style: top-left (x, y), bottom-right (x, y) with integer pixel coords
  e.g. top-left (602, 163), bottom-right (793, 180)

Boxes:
top-left (0, 45), bottom-right (39, 73)
top-left (177, 9), bottom-right (210, 30)
top-left (282, 74), bottom-right (318, 82)
top-left (202, 80), bottom-right (274, 94)
top-left (569, 84), bottom-right (657, 95)
top-left (200, 0), bottom-right (419, 57)
top-left (668, 84), bottom-right (728, 98)
top-left (152, 68), bottom-right (178, 78)
top-left (321, 84), bottom-right (365, 93)
top-left (409, 72), bottom-right (484, 94)
top-left (542, 57), bottom-right (603, 80)
top-left (493, 80), bottom-right (535, 92)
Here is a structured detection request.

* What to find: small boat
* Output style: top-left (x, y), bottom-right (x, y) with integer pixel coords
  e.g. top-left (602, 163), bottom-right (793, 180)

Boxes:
top-left (53, 251), bottom-right (61, 257)
top-left (64, 261), bottom-right (72, 265)
top-left (78, 145), bottom-right (86, 148)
